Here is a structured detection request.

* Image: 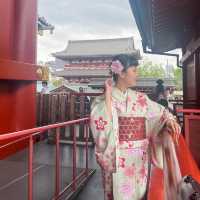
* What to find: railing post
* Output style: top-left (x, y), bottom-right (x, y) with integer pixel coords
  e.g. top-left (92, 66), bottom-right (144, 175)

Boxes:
top-left (28, 135), bottom-right (34, 200)
top-left (85, 123), bottom-right (89, 175)
top-left (79, 95), bottom-right (85, 141)
top-left (72, 124), bottom-right (77, 190)
top-left (55, 128), bottom-right (60, 197)
top-left (70, 94), bottom-right (75, 141)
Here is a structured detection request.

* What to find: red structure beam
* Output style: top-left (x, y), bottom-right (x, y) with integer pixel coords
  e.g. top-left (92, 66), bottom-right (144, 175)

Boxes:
top-left (0, 59), bottom-right (40, 80)
top-left (0, 0), bottom-right (38, 156)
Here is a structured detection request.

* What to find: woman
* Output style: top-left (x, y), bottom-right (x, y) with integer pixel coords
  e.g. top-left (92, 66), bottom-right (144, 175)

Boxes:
top-left (154, 79), bottom-right (165, 102)
top-left (90, 54), bottom-right (180, 200)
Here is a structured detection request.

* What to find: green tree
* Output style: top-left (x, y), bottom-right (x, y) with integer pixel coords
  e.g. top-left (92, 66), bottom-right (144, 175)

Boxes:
top-left (137, 58), bottom-right (183, 89)
top-left (173, 67), bottom-right (182, 90)
top-left (138, 59), bottom-right (166, 78)
top-left (52, 78), bottom-right (64, 87)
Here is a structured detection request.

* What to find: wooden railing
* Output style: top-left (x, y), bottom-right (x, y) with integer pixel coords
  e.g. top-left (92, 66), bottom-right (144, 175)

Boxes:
top-left (36, 92), bottom-right (102, 142)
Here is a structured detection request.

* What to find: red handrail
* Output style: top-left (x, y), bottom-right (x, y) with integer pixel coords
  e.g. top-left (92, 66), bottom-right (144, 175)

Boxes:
top-left (176, 108), bottom-right (200, 114)
top-left (0, 118), bottom-right (89, 141)
top-left (0, 117), bottom-right (92, 200)
top-left (2, 115), bottom-right (200, 199)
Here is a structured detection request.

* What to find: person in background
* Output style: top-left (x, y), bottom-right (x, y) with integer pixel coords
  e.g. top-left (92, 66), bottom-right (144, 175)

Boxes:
top-left (155, 81), bottom-right (172, 110)
top-left (154, 79), bottom-right (165, 102)
top-left (41, 81), bottom-right (49, 94)
top-left (164, 87), bottom-right (171, 101)
top-left (157, 87), bottom-right (173, 112)
top-left (164, 87), bottom-right (174, 112)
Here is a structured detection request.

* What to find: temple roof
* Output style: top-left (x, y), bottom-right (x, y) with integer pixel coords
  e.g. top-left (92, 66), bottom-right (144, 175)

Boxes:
top-left (52, 37), bottom-right (140, 59)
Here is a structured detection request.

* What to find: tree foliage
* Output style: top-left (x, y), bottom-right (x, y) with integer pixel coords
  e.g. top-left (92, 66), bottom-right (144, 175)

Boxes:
top-left (138, 58), bottom-right (183, 89)
top-left (52, 78), bottom-right (64, 87)
top-left (138, 59), bottom-right (165, 78)
top-left (173, 67), bottom-right (182, 89)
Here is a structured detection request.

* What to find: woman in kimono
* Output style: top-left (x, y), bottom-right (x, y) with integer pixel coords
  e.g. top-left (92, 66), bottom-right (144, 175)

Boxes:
top-left (90, 54), bottom-right (180, 200)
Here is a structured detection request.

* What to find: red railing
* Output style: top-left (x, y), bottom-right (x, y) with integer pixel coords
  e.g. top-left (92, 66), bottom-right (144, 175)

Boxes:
top-left (176, 108), bottom-right (200, 114)
top-left (176, 108), bottom-right (200, 167)
top-left (1, 107), bottom-right (200, 199)
top-left (0, 117), bottom-right (95, 200)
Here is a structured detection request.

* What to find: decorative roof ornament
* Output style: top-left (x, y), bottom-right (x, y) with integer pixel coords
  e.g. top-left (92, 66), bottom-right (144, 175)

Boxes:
top-left (38, 16), bottom-right (55, 36)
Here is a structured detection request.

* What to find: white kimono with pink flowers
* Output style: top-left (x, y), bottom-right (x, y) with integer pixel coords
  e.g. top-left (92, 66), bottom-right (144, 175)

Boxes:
top-left (90, 87), bottom-right (174, 200)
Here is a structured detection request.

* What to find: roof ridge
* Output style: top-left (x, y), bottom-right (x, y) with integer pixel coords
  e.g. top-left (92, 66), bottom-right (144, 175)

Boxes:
top-left (68, 37), bottom-right (133, 43)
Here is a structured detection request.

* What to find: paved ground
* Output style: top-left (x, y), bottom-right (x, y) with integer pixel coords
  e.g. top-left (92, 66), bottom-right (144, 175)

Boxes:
top-left (0, 141), bottom-right (103, 200)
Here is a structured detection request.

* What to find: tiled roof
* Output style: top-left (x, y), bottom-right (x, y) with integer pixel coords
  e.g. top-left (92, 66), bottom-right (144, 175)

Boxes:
top-left (52, 37), bottom-right (140, 59)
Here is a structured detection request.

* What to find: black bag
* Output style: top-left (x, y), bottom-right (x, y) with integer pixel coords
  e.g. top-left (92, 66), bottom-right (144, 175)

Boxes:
top-left (178, 175), bottom-right (200, 200)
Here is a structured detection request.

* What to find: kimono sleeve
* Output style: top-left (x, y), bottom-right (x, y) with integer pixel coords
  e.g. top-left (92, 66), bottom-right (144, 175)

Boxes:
top-left (145, 95), bottom-right (176, 168)
top-left (145, 95), bottom-right (175, 136)
top-left (90, 96), bottom-right (117, 172)
top-left (90, 97), bottom-right (113, 152)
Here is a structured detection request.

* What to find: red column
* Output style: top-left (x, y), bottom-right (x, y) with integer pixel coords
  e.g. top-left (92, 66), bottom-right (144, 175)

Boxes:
top-left (0, 1), bottom-right (37, 136)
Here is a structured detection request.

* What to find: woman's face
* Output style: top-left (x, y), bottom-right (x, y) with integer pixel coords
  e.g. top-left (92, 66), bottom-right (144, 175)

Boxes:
top-left (120, 66), bottom-right (138, 87)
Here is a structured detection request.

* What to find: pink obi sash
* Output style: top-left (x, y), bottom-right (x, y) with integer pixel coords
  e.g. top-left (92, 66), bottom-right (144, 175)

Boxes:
top-left (118, 117), bottom-right (146, 141)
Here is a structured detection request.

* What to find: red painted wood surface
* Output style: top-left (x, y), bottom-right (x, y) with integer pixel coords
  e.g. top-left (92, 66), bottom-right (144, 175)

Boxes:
top-left (176, 109), bottom-right (200, 167)
top-left (0, 0), bottom-right (37, 156)
top-left (184, 115), bottom-right (200, 167)
top-left (0, 59), bottom-right (40, 80)
top-left (176, 108), bottom-right (200, 114)
top-left (0, 1), bottom-right (14, 60)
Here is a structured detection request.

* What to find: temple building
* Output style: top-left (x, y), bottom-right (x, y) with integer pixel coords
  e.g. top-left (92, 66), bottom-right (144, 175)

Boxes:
top-left (51, 37), bottom-right (140, 85)
top-left (50, 37), bottom-right (175, 95)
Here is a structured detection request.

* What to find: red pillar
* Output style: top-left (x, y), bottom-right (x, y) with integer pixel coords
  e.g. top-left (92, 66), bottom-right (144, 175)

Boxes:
top-left (0, 1), bottom-right (37, 133)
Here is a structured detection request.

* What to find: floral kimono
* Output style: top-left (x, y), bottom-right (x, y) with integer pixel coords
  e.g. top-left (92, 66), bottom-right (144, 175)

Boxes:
top-left (90, 87), bottom-right (175, 200)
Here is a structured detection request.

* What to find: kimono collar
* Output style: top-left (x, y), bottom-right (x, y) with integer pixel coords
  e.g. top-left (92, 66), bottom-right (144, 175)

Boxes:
top-left (112, 87), bottom-right (130, 102)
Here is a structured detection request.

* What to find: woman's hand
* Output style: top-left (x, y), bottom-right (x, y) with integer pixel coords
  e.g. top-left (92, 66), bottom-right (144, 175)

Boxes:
top-left (104, 78), bottom-right (113, 95)
top-left (166, 119), bottom-right (181, 144)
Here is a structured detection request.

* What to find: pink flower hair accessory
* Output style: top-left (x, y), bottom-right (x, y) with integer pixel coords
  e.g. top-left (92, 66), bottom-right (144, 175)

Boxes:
top-left (110, 60), bottom-right (124, 74)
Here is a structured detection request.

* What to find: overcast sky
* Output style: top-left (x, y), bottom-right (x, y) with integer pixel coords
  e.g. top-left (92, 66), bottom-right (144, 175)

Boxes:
top-left (37, 0), bottom-right (179, 66)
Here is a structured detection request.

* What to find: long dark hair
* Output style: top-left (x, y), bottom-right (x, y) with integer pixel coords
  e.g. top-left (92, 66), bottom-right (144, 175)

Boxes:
top-left (155, 79), bottom-right (165, 100)
top-left (110, 54), bottom-right (139, 82)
